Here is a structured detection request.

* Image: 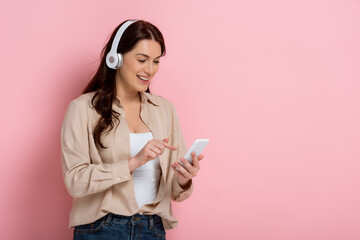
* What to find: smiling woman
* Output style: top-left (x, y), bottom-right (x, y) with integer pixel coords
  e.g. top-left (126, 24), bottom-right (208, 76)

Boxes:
top-left (61, 19), bottom-right (205, 240)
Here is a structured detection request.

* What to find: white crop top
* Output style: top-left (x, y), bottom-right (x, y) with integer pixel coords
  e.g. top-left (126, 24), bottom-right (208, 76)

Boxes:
top-left (129, 132), bottom-right (161, 209)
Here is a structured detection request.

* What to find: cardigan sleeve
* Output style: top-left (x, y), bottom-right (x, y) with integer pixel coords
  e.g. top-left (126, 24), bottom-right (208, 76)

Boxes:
top-left (169, 103), bottom-right (194, 201)
top-left (61, 100), bottom-right (131, 198)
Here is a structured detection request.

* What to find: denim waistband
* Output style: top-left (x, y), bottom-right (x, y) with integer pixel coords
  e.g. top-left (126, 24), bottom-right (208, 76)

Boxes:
top-left (103, 213), bottom-right (162, 229)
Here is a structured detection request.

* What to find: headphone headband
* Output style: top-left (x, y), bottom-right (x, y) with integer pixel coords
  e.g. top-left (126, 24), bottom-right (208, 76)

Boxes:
top-left (106, 20), bottom-right (138, 69)
top-left (109, 20), bottom-right (137, 55)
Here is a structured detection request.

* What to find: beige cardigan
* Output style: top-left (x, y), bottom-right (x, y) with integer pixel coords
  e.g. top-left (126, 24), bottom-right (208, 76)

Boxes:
top-left (61, 91), bottom-right (193, 229)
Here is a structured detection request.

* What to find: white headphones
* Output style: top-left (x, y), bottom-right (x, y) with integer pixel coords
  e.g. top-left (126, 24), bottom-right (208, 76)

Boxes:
top-left (106, 20), bottom-right (138, 69)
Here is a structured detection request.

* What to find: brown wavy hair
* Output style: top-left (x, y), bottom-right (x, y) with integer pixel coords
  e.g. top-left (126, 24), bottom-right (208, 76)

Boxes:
top-left (83, 19), bottom-right (166, 148)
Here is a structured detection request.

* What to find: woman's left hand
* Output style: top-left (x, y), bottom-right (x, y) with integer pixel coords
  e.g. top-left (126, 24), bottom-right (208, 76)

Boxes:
top-left (171, 152), bottom-right (204, 189)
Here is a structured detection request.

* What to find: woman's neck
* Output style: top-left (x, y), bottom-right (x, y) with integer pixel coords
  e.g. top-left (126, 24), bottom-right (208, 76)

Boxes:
top-left (116, 85), bottom-right (140, 105)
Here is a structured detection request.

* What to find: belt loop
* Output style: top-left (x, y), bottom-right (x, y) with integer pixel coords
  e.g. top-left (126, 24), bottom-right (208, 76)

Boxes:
top-left (149, 215), bottom-right (154, 229)
top-left (105, 213), bottom-right (113, 225)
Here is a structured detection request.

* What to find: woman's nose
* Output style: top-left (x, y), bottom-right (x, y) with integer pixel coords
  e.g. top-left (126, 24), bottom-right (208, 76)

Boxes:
top-left (144, 62), bottom-right (155, 75)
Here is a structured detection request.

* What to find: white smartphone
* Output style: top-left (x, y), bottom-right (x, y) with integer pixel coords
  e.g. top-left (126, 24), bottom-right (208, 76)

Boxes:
top-left (179, 139), bottom-right (209, 166)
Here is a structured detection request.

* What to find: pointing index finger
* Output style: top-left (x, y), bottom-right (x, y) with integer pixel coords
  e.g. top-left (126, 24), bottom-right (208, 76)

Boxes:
top-left (162, 140), bottom-right (177, 151)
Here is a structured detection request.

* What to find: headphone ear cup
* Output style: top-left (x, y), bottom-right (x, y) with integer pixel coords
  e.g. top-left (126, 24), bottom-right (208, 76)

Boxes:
top-left (106, 52), bottom-right (119, 69)
top-left (116, 53), bottom-right (124, 68)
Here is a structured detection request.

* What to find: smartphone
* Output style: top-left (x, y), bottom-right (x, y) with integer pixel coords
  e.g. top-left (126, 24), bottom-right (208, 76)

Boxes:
top-left (179, 139), bottom-right (209, 166)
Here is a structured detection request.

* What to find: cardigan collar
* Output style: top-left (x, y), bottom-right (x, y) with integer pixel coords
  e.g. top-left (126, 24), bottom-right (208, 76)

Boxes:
top-left (114, 91), bottom-right (159, 107)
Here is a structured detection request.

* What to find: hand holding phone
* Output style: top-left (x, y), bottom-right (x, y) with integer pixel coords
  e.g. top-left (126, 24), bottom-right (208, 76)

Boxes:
top-left (179, 139), bottom-right (209, 167)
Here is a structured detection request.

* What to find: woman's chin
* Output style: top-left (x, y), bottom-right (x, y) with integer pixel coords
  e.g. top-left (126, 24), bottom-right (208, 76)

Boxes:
top-left (136, 83), bottom-right (150, 91)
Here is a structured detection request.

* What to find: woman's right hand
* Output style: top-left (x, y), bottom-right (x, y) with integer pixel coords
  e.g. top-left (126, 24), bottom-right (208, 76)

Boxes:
top-left (128, 138), bottom-right (177, 172)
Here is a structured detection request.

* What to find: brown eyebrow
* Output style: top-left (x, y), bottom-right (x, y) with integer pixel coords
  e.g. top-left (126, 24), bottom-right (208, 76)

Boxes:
top-left (136, 53), bottom-right (162, 59)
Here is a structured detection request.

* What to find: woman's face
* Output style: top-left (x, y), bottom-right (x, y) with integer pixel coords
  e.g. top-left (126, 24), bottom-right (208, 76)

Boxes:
top-left (117, 39), bottom-right (162, 93)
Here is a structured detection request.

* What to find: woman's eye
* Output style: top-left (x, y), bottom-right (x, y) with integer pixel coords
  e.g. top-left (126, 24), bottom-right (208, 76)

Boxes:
top-left (138, 59), bottom-right (146, 63)
top-left (154, 60), bottom-right (160, 64)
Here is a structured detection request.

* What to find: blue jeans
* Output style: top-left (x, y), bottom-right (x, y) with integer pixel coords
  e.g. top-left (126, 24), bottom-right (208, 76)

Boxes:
top-left (73, 213), bottom-right (166, 240)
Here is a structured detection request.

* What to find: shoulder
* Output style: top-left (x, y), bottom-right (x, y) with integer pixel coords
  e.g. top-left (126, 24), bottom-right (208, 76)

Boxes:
top-left (63, 92), bottom-right (97, 122)
top-left (144, 92), bottom-right (181, 124)
top-left (145, 92), bottom-right (176, 110)
top-left (69, 92), bottom-right (96, 109)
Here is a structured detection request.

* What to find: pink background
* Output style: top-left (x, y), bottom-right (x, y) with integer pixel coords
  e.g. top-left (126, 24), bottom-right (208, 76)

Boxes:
top-left (1, 0), bottom-right (359, 239)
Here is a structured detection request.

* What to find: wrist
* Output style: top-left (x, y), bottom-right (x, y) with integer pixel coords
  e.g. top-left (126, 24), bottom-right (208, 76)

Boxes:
top-left (128, 157), bottom-right (138, 172)
top-left (178, 179), bottom-right (192, 190)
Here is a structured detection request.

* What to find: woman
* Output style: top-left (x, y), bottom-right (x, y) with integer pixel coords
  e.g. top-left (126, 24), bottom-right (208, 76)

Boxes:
top-left (61, 19), bottom-right (204, 240)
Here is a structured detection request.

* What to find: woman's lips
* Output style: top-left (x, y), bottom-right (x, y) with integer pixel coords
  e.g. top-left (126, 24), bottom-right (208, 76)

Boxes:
top-left (137, 75), bottom-right (150, 84)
